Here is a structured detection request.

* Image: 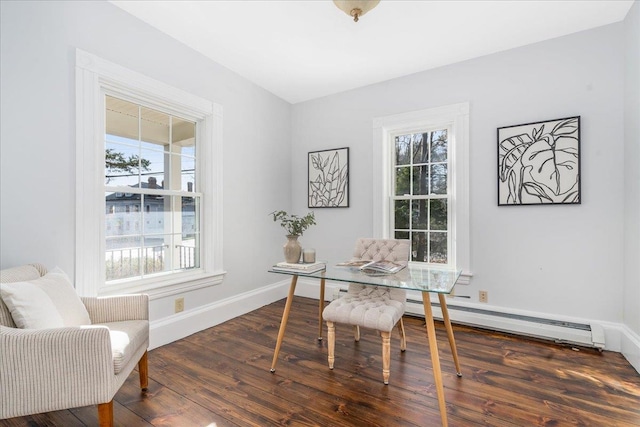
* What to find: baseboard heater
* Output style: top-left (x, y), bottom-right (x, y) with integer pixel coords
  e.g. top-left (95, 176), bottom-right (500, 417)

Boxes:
top-left (336, 289), bottom-right (606, 350)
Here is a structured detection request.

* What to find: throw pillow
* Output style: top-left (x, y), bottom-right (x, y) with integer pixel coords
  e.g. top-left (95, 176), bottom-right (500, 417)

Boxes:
top-left (0, 267), bottom-right (91, 329)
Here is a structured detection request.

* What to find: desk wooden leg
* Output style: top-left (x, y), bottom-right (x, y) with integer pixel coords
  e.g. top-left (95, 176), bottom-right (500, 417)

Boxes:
top-left (270, 275), bottom-right (298, 373)
top-left (318, 277), bottom-right (325, 341)
top-left (438, 294), bottom-right (462, 377)
top-left (423, 292), bottom-right (448, 427)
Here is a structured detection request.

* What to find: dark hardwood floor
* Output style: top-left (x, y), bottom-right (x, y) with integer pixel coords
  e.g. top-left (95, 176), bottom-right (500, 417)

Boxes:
top-left (3, 296), bottom-right (640, 426)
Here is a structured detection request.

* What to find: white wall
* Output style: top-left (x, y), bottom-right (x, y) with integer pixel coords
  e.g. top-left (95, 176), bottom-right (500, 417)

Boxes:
top-left (292, 24), bottom-right (626, 324)
top-left (0, 1), bottom-right (292, 332)
top-left (1, 0), bottom-right (637, 361)
top-left (623, 0), bottom-right (640, 369)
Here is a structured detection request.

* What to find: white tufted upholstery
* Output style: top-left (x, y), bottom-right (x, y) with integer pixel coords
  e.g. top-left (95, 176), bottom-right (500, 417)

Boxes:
top-left (322, 238), bottom-right (410, 384)
top-left (351, 238), bottom-right (410, 265)
top-left (323, 284), bottom-right (406, 332)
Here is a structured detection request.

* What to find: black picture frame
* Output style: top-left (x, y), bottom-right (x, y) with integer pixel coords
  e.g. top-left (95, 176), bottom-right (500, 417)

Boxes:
top-left (498, 116), bottom-right (581, 206)
top-left (308, 147), bottom-right (349, 208)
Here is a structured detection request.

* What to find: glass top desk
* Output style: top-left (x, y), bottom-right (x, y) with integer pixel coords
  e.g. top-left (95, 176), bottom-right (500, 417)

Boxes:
top-left (268, 263), bottom-right (463, 427)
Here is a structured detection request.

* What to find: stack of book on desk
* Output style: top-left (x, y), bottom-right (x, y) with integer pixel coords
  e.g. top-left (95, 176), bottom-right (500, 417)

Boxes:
top-left (272, 261), bottom-right (326, 274)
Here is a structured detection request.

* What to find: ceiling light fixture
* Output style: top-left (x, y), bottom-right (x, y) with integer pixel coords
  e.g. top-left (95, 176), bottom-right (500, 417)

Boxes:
top-left (333, 0), bottom-right (380, 22)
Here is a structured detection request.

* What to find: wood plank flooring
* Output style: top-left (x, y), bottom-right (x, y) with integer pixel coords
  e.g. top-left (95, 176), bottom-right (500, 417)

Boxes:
top-left (2, 296), bottom-right (639, 426)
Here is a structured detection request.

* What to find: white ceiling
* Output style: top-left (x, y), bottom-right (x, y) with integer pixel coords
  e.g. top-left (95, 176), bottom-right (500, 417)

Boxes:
top-left (111, 0), bottom-right (634, 104)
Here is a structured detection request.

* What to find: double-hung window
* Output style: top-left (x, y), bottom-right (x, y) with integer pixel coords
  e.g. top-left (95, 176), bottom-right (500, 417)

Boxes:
top-left (104, 96), bottom-right (200, 282)
top-left (373, 103), bottom-right (470, 280)
top-left (392, 129), bottom-right (450, 263)
top-left (76, 49), bottom-right (224, 297)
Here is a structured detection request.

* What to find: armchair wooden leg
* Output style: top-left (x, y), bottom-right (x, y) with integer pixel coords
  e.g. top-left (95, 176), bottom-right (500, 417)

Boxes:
top-left (327, 321), bottom-right (335, 370)
top-left (353, 325), bottom-right (360, 342)
top-left (381, 331), bottom-right (391, 385)
top-left (138, 350), bottom-right (149, 391)
top-left (398, 318), bottom-right (407, 352)
top-left (98, 400), bottom-right (114, 427)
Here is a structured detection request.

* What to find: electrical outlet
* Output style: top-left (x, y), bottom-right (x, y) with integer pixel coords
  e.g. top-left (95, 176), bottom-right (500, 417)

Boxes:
top-left (175, 297), bottom-right (185, 313)
top-left (479, 290), bottom-right (488, 303)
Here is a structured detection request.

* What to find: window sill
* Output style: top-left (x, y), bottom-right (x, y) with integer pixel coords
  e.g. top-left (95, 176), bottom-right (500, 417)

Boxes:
top-left (98, 269), bottom-right (227, 300)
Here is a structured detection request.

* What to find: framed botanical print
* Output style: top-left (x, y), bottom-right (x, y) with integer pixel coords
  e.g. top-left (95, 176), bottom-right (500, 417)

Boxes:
top-left (308, 147), bottom-right (349, 208)
top-left (498, 116), bottom-right (580, 206)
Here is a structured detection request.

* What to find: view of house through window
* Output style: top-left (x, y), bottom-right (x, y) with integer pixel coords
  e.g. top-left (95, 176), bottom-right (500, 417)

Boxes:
top-left (104, 95), bottom-right (200, 282)
top-left (392, 129), bottom-right (450, 264)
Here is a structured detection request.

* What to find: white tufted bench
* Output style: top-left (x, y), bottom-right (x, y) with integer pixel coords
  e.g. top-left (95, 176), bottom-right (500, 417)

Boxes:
top-left (322, 238), bottom-right (410, 384)
top-left (323, 286), bottom-right (405, 332)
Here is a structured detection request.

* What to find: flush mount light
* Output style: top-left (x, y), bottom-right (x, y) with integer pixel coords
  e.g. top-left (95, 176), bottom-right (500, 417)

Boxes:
top-left (333, 0), bottom-right (380, 22)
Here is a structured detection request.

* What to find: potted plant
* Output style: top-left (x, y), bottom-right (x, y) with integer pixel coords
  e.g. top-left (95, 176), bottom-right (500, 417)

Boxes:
top-left (271, 210), bottom-right (316, 263)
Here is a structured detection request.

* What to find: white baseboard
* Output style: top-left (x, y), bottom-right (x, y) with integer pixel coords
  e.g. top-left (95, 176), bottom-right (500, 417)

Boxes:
top-left (149, 280), bottom-right (289, 349)
top-left (620, 325), bottom-right (640, 373)
top-left (294, 278), bottom-right (640, 374)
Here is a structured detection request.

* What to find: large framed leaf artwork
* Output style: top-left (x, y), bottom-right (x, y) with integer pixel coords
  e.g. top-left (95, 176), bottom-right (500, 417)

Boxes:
top-left (498, 116), bottom-right (581, 206)
top-left (308, 147), bottom-right (349, 208)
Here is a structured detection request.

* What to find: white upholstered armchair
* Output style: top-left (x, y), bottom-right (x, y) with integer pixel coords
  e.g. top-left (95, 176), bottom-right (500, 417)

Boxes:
top-left (0, 263), bottom-right (149, 426)
top-left (322, 238), bottom-right (410, 384)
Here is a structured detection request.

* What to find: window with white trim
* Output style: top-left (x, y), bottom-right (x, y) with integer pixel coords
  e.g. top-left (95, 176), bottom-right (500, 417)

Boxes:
top-left (76, 49), bottom-right (224, 297)
top-left (373, 103), bottom-right (470, 278)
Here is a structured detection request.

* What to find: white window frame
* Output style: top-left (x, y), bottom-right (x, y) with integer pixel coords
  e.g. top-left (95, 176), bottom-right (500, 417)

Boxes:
top-left (373, 103), bottom-right (471, 284)
top-left (76, 49), bottom-right (225, 298)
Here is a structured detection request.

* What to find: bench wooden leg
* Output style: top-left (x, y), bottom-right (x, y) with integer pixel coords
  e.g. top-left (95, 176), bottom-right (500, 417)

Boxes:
top-left (327, 321), bottom-right (335, 369)
top-left (98, 400), bottom-right (113, 427)
top-left (381, 331), bottom-right (391, 385)
top-left (398, 318), bottom-right (407, 352)
top-left (138, 350), bottom-right (149, 391)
